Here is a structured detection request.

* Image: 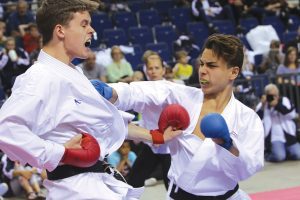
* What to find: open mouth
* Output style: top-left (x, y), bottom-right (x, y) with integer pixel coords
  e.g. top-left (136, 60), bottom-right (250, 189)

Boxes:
top-left (84, 39), bottom-right (92, 47)
top-left (200, 79), bottom-right (209, 85)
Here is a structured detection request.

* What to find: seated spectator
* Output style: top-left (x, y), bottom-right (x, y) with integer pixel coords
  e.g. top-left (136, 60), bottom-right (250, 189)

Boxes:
top-left (0, 21), bottom-right (7, 50)
top-left (6, 0), bottom-right (35, 37)
top-left (283, 25), bottom-right (300, 53)
top-left (1, 154), bottom-right (45, 199)
top-left (0, 37), bottom-right (30, 96)
top-left (191, 0), bottom-right (236, 33)
top-left (78, 49), bottom-right (107, 82)
top-left (263, 0), bottom-right (293, 31)
top-left (173, 34), bottom-right (200, 59)
top-left (19, 23), bottom-right (40, 54)
top-left (109, 0), bottom-right (130, 13)
top-left (277, 46), bottom-right (300, 85)
top-left (107, 46), bottom-right (134, 83)
top-left (173, 50), bottom-right (193, 81)
top-left (259, 40), bottom-right (284, 76)
top-left (108, 141), bottom-right (137, 182)
top-left (256, 83), bottom-right (300, 162)
top-left (2, 1), bottom-right (16, 23)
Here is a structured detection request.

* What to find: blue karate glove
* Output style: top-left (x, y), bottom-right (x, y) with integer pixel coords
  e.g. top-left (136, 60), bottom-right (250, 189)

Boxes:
top-left (90, 79), bottom-right (113, 100)
top-left (200, 113), bottom-right (233, 150)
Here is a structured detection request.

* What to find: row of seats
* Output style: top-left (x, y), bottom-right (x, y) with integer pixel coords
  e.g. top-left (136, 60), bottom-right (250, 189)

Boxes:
top-left (92, 8), bottom-right (300, 46)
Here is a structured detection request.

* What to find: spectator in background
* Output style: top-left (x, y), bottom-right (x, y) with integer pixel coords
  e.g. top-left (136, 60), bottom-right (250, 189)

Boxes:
top-left (107, 46), bottom-right (134, 83)
top-left (29, 37), bottom-right (42, 64)
top-left (1, 154), bottom-right (46, 199)
top-left (256, 83), bottom-right (300, 162)
top-left (128, 53), bottom-right (171, 189)
top-left (0, 37), bottom-right (30, 96)
top-left (19, 23), bottom-right (40, 54)
top-left (6, 0), bottom-right (35, 37)
top-left (263, 0), bottom-right (293, 31)
top-left (259, 40), bottom-right (284, 76)
top-left (0, 21), bottom-right (7, 50)
top-left (284, 26), bottom-right (300, 54)
top-left (191, 0), bottom-right (236, 33)
top-left (78, 49), bottom-right (107, 82)
top-left (109, 0), bottom-right (130, 13)
top-left (241, 46), bottom-right (254, 78)
top-left (173, 50), bottom-right (193, 82)
top-left (277, 46), bottom-right (300, 85)
top-left (108, 141), bottom-right (137, 182)
top-left (2, 1), bottom-right (17, 22)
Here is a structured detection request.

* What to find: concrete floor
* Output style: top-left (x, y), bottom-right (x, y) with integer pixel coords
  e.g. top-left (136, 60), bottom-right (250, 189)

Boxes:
top-left (140, 160), bottom-right (300, 200)
top-left (5, 160), bottom-right (300, 199)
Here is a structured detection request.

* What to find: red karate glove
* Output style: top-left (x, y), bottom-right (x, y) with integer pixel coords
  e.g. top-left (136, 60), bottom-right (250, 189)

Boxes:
top-left (150, 104), bottom-right (190, 144)
top-left (61, 133), bottom-right (101, 168)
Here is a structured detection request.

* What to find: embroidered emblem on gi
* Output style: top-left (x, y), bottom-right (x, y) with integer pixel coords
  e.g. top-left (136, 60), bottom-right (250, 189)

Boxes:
top-left (74, 99), bottom-right (82, 104)
top-left (231, 131), bottom-right (237, 137)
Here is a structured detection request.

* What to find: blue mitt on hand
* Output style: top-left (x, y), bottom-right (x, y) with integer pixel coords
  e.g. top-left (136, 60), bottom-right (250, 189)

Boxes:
top-left (90, 79), bottom-right (113, 100)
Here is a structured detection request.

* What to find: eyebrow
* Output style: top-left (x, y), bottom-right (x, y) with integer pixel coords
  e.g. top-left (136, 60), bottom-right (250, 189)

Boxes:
top-left (199, 59), bottom-right (217, 65)
top-left (80, 19), bottom-right (90, 26)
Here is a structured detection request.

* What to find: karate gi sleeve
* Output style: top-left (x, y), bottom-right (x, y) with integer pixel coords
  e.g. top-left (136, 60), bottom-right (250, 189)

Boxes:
top-left (110, 80), bottom-right (172, 112)
top-left (215, 113), bottom-right (264, 182)
top-left (0, 92), bottom-right (65, 172)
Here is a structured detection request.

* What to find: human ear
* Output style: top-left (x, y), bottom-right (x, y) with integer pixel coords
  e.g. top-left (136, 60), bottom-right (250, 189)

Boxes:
top-left (230, 66), bottom-right (240, 80)
top-left (54, 24), bottom-right (65, 39)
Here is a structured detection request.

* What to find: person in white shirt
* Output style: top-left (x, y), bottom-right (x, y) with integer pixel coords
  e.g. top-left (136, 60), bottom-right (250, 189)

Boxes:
top-left (106, 34), bottom-right (264, 199)
top-left (256, 83), bottom-right (300, 162)
top-left (0, 0), bottom-right (181, 199)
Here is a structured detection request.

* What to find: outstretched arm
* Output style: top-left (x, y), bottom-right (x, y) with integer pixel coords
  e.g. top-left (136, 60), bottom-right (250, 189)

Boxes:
top-left (128, 123), bottom-right (182, 144)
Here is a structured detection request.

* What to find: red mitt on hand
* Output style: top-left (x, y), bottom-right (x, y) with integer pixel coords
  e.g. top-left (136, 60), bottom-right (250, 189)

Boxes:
top-left (158, 104), bottom-right (190, 132)
top-left (61, 133), bottom-right (101, 168)
top-left (150, 104), bottom-right (190, 144)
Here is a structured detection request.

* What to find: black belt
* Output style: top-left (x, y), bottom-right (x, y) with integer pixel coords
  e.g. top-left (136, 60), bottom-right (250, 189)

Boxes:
top-left (47, 160), bottom-right (126, 183)
top-left (170, 184), bottom-right (239, 200)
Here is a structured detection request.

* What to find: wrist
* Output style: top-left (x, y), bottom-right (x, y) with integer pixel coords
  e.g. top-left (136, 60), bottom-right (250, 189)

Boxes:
top-left (150, 129), bottom-right (164, 144)
top-left (221, 138), bottom-right (233, 150)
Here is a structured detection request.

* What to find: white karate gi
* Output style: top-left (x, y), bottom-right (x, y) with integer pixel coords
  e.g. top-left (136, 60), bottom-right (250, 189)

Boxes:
top-left (0, 50), bottom-right (143, 200)
top-left (111, 80), bottom-right (264, 199)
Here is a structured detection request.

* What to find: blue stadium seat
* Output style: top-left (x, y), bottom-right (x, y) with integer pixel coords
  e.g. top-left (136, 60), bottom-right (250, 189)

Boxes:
top-left (240, 17), bottom-right (259, 33)
top-left (113, 12), bottom-right (138, 32)
top-left (154, 1), bottom-right (175, 18)
top-left (91, 13), bottom-right (113, 38)
top-left (169, 7), bottom-right (192, 33)
top-left (254, 54), bottom-right (263, 72)
top-left (139, 9), bottom-right (161, 28)
top-left (251, 74), bottom-right (270, 97)
top-left (186, 22), bottom-right (209, 48)
top-left (289, 15), bottom-right (300, 31)
top-left (103, 28), bottom-right (128, 47)
top-left (129, 1), bottom-right (144, 13)
top-left (125, 53), bottom-right (143, 71)
top-left (262, 16), bottom-right (285, 40)
top-left (212, 20), bottom-right (236, 34)
top-left (154, 25), bottom-right (177, 51)
top-left (238, 36), bottom-right (252, 50)
top-left (145, 42), bottom-right (172, 62)
top-left (282, 31), bottom-right (298, 44)
top-left (129, 26), bottom-right (154, 48)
